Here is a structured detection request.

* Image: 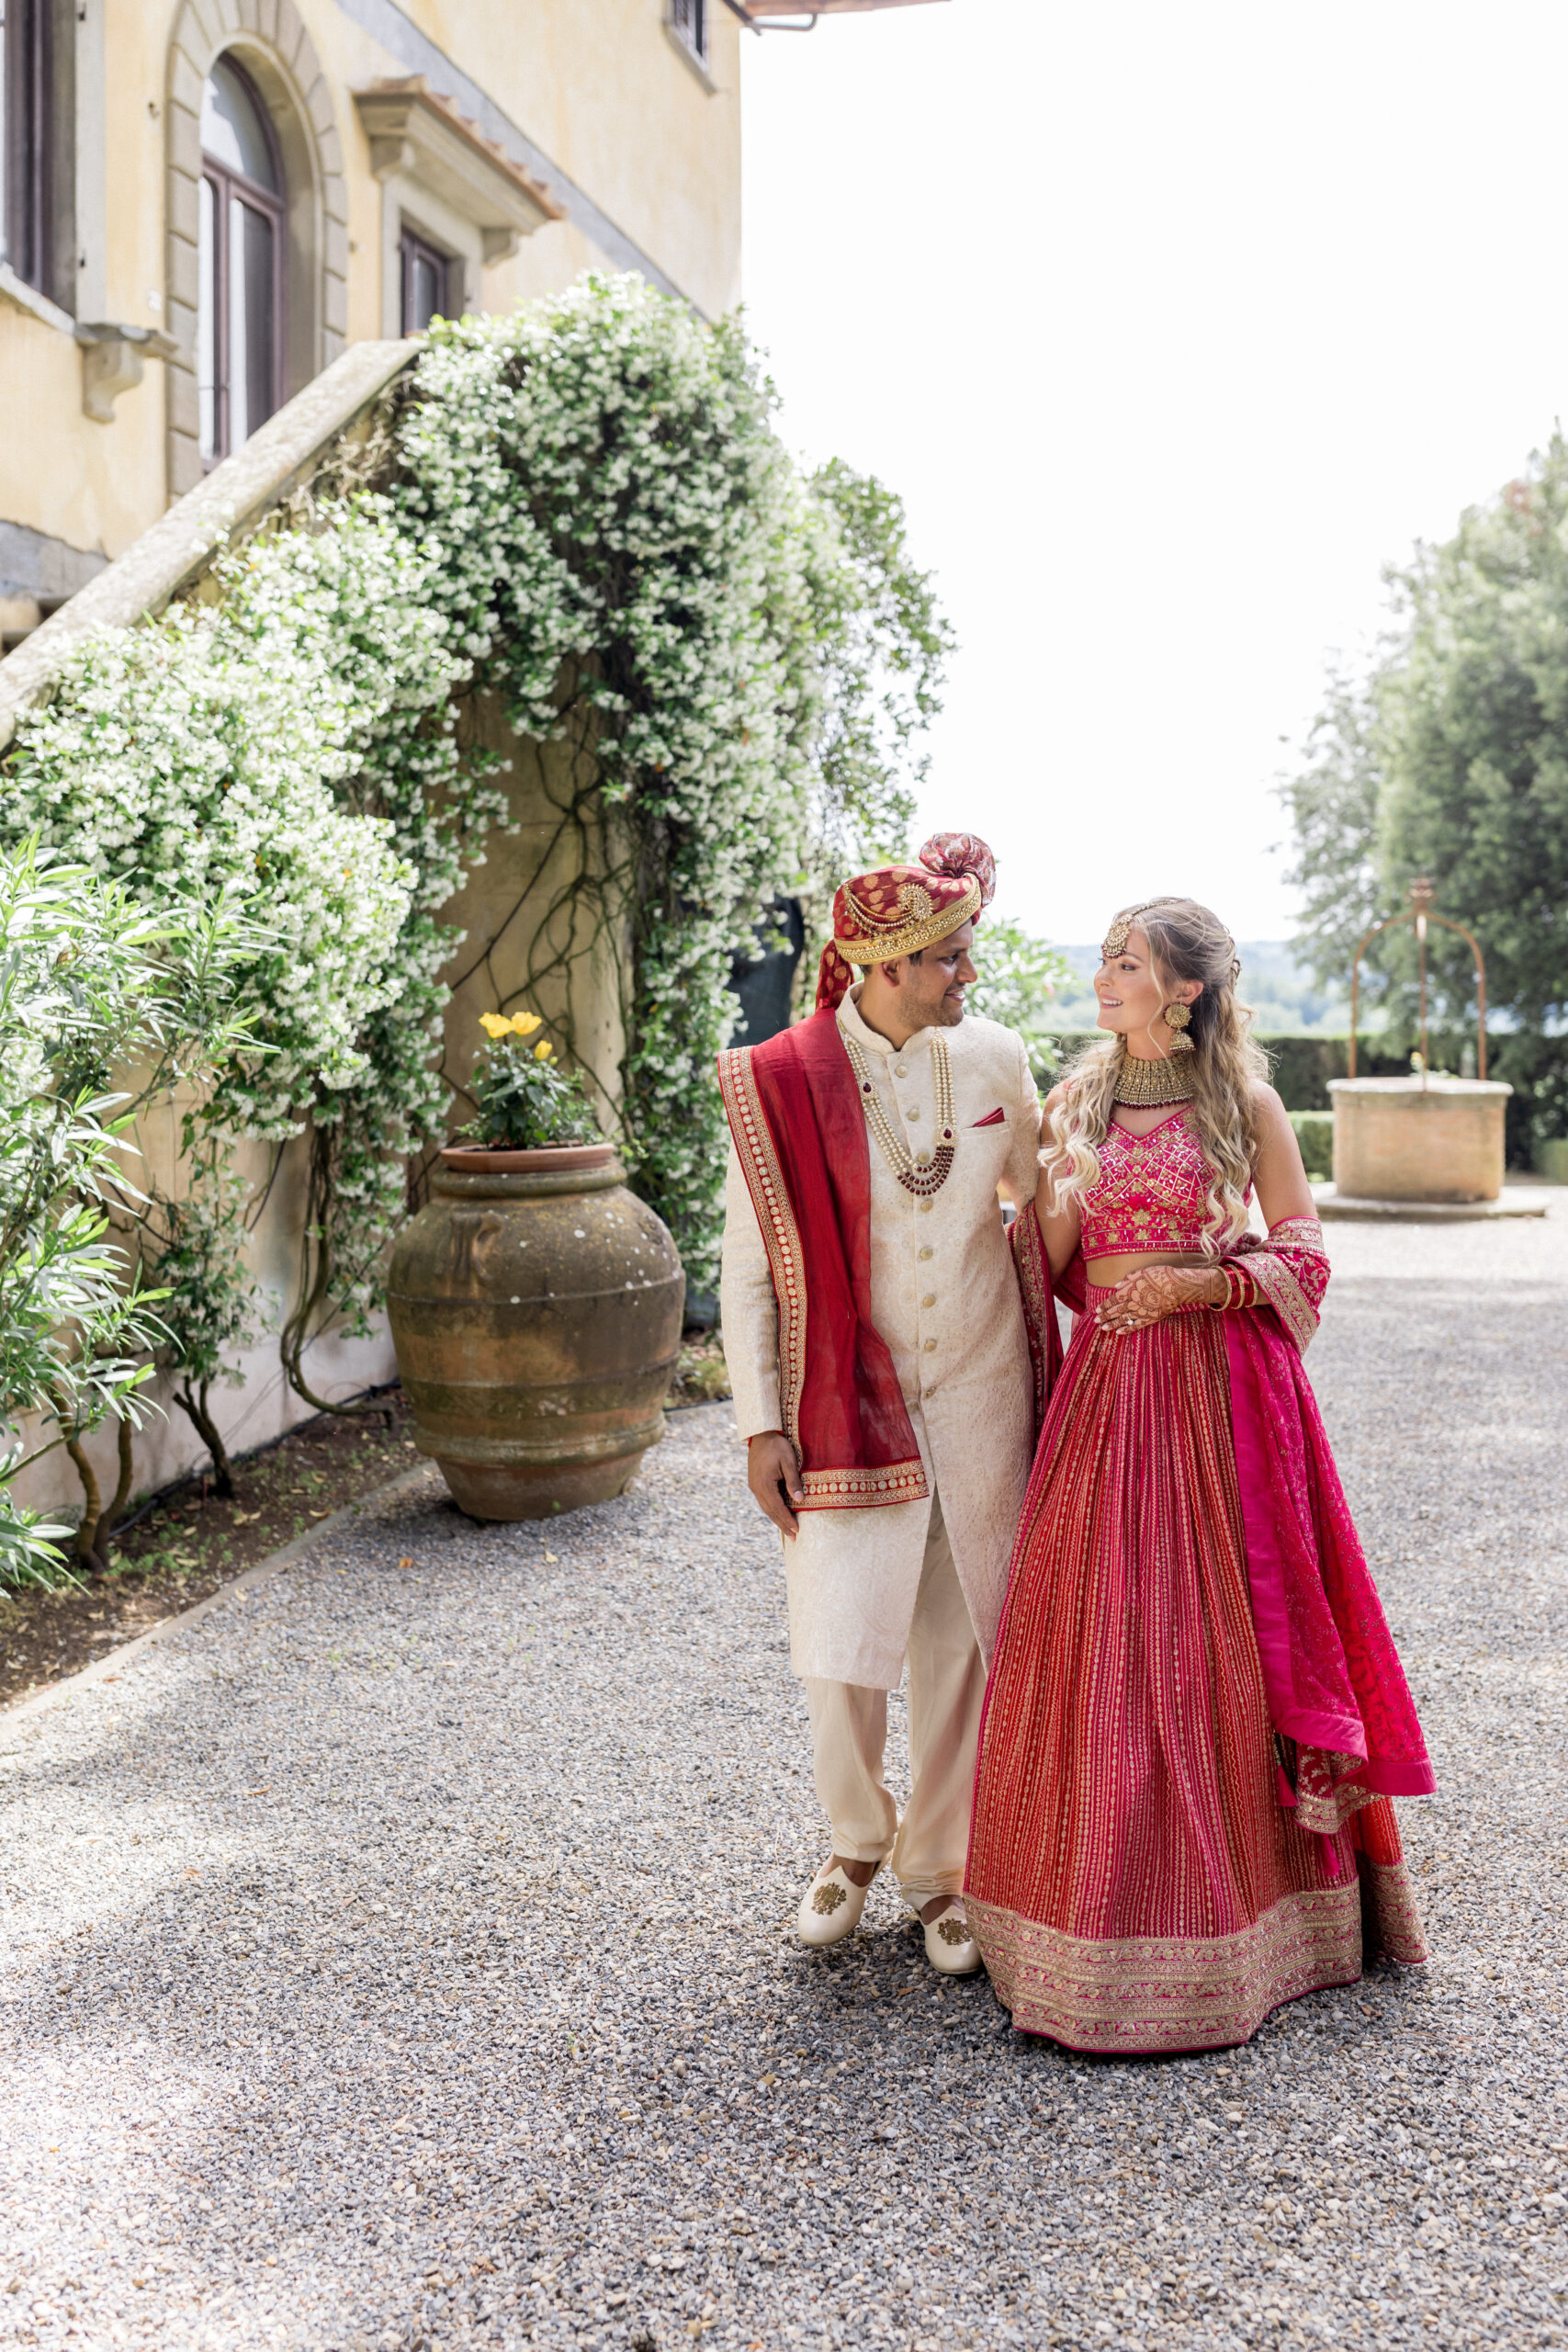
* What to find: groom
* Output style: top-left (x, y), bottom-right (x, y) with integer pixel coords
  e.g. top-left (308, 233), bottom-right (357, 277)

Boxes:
top-left (718, 834), bottom-right (1044, 1972)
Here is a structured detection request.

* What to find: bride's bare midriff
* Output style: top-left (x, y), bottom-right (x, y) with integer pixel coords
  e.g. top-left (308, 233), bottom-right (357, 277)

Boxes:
top-left (1087, 1250), bottom-right (1208, 1288)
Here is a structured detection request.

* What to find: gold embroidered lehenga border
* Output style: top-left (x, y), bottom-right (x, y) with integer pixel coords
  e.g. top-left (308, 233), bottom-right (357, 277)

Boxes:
top-left (1360, 1858), bottom-right (1427, 1966)
top-left (965, 1886), bottom-right (1365, 2054)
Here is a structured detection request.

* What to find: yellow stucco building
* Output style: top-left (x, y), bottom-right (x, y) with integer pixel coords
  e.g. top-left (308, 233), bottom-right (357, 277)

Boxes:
top-left (0, 0), bottom-right (745, 647)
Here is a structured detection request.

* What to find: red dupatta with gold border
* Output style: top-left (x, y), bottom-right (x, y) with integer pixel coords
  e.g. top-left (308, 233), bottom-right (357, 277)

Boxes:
top-left (717, 1009), bottom-right (927, 1510)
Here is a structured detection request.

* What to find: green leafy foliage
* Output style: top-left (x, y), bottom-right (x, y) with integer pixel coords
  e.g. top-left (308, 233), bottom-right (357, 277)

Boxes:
top-left (1278, 668), bottom-right (1386, 992)
top-left (804, 458), bottom-right (955, 866)
top-left (1288, 1110), bottom-right (1335, 1182)
top-left (0, 842), bottom-right (255, 1587)
top-left (463, 1017), bottom-right (600, 1149)
top-left (1, 505), bottom-right (486, 1422)
top-left (1284, 440), bottom-right (1568, 1039)
top-left (395, 280), bottom-right (949, 1287)
top-left (1284, 436), bottom-right (1568, 1154)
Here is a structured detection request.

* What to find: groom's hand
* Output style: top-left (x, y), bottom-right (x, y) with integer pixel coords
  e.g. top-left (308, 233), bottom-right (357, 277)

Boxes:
top-left (748, 1430), bottom-right (805, 1538)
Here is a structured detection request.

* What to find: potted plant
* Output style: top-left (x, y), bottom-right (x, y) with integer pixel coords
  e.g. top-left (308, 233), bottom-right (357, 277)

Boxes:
top-left (445, 1009), bottom-right (603, 1168)
top-left (387, 1015), bottom-right (684, 1521)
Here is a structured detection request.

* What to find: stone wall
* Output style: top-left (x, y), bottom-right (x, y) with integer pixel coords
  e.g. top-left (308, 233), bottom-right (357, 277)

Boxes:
top-left (434, 687), bottom-right (633, 1146)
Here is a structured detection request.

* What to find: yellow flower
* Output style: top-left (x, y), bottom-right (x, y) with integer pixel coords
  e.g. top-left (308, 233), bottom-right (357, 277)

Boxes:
top-left (534, 1040), bottom-right (554, 1061)
top-left (479, 1012), bottom-right (513, 1039)
top-left (510, 1011), bottom-right (543, 1038)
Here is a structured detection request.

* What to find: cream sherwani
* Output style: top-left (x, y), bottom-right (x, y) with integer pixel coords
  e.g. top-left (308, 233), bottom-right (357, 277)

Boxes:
top-left (720, 989), bottom-right (1041, 1691)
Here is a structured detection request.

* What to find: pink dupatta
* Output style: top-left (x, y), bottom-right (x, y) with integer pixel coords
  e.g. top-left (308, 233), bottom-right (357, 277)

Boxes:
top-left (1220, 1218), bottom-right (1435, 1810)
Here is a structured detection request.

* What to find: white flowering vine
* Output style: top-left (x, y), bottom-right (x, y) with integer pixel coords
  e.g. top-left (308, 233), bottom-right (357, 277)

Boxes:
top-left (0, 273), bottom-right (947, 1523)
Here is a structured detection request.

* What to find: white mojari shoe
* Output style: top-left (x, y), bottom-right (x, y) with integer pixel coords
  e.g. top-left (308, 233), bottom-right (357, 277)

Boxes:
top-left (797, 1860), bottom-right (874, 1949)
top-left (920, 1898), bottom-right (982, 1975)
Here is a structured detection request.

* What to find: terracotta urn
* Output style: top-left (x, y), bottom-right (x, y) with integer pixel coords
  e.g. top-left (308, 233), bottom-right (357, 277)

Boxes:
top-left (387, 1142), bottom-right (684, 1521)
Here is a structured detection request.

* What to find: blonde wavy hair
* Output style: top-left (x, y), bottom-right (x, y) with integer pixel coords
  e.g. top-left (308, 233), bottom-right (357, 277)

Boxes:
top-left (1042, 898), bottom-right (1270, 1252)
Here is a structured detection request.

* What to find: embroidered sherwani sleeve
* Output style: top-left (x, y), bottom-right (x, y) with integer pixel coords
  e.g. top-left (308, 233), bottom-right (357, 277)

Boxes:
top-left (720, 1137), bottom-right (784, 1440)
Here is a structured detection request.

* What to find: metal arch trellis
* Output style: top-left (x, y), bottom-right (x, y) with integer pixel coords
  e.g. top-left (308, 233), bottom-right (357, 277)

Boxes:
top-left (1348, 876), bottom-right (1489, 1085)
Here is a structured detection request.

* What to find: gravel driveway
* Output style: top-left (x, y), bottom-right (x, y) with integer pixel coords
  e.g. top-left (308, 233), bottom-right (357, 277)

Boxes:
top-left (2, 1204), bottom-right (1565, 2352)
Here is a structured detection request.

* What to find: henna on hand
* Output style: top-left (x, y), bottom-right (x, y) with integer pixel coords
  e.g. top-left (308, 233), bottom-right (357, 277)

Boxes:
top-left (1094, 1262), bottom-right (1228, 1334)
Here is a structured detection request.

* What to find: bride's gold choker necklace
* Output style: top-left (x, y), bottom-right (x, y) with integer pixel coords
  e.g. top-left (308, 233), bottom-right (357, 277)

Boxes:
top-left (1111, 1047), bottom-right (1196, 1108)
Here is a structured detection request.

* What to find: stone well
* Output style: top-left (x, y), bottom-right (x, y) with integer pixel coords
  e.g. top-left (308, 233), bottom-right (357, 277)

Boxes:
top-left (1328, 1075), bottom-right (1511, 1204)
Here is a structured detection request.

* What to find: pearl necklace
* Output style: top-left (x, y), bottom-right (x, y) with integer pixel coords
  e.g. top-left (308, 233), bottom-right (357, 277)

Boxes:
top-left (841, 1031), bottom-right (957, 1196)
top-left (1111, 1046), bottom-right (1196, 1108)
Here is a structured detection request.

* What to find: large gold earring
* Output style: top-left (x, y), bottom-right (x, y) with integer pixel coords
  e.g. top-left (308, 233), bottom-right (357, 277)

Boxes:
top-left (1164, 1001), bottom-right (1196, 1052)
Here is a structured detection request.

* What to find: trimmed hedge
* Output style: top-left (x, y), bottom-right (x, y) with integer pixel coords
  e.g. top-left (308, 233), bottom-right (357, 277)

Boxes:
top-left (1289, 1110), bottom-right (1334, 1181)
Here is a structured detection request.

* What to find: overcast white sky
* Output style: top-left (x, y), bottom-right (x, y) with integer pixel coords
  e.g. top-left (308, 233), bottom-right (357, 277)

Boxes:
top-left (739, 0), bottom-right (1568, 945)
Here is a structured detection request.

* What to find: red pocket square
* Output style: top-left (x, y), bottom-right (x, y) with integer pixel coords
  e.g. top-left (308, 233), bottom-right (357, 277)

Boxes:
top-left (972, 1106), bottom-right (1006, 1128)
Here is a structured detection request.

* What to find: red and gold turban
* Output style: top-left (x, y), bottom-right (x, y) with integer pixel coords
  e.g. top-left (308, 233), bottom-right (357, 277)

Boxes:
top-left (815, 832), bottom-right (998, 1012)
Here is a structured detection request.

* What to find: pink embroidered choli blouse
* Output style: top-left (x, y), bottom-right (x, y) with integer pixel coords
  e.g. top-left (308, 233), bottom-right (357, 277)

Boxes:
top-left (1077, 1107), bottom-right (1218, 1261)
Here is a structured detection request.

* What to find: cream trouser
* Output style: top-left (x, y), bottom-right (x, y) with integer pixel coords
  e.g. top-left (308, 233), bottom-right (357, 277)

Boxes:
top-left (803, 1488), bottom-right (987, 1911)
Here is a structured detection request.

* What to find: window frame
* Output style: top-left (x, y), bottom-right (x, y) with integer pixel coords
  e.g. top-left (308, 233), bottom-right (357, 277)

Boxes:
top-left (398, 221), bottom-right (455, 337)
top-left (669, 0), bottom-right (709, 66)
top-left (197, 52), bottom-right (287, 467)
top-left (2, 0), bottom-right (74, 310)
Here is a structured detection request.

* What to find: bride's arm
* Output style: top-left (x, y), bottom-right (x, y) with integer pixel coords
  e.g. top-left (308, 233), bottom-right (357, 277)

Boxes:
top-left (1032, 1082), bottom-right (1083, 1278)
top-left (1249, 1082), bottom-right (1317, 1228)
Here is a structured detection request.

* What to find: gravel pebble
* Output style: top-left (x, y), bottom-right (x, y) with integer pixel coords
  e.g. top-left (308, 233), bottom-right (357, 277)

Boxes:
top-left (2, 1203), bottom-right (1566, 2350)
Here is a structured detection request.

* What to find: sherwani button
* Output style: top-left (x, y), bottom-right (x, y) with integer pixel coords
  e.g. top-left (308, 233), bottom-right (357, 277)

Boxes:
top-left (918, 1246), bottom-right (933, 1261)
top-left (906, 1104), bottom-right (920, 1119)
top-left (917, 1199), bottom-right (932, 1215)
top-left (922, 1338), bottom-right (937, 1351)
top-left (894, 1065), bottom-right (908, 1078)
top-left (922, 1294), bottom-right (936, 1308)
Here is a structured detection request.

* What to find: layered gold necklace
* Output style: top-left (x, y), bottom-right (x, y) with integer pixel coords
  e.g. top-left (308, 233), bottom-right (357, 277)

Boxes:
top-left (1111, 1046), bottom-right (1196, 1108)
top-left (841, 1031), bottom-right (957, 1196)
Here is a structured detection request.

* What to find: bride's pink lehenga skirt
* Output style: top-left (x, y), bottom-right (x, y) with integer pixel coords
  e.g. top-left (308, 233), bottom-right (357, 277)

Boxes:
top-left (964, 1308), bottom-right (1425, 2055)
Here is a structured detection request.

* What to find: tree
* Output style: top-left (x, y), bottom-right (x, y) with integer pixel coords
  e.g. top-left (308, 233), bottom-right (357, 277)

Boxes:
top-left (0, 843), bottom-right (252, 1585)
top-left (805, 458), bottom-right (956, 868)
top-left (1278, 664), bottom-right (1383, 989)
top-left (1284, 437), bottom-right (1568, 1114)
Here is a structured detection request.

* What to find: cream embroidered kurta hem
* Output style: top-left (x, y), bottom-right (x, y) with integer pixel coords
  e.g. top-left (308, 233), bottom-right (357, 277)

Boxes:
top-left (719, 990), bottom-right (1041, 1689)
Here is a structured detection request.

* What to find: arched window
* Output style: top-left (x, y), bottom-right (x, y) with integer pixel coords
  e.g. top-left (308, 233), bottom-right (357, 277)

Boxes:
top-left (197, 56), bottom-right (284, 464)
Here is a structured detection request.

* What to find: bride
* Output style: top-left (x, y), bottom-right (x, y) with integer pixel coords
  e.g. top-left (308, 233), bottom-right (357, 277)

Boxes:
top-left (964, 898), bottom-right (1434, 2053)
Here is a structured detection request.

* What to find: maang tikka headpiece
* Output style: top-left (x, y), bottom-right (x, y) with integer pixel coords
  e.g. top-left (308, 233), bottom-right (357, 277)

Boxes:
top-left (1101, 900), bottom-right (1240, 978)
top-left (1101, 900), bottom-right (1171, 960)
